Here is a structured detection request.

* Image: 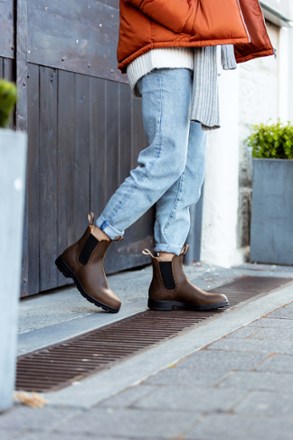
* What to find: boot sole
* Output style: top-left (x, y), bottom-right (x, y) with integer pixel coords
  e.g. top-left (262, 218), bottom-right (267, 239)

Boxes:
top-left (147, 298), bottom-right (229, 311)
top-left (55, 256), bottom-right (120, 314)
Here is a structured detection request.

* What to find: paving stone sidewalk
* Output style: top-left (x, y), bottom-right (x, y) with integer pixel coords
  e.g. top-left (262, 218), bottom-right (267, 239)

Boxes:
top-left (1, 300), bottom-right (293, 440)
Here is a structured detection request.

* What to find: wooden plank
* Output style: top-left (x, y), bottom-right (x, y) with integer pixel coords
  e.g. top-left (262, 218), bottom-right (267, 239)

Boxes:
top-left (27, 0), bottom-right (125, 83)
top-left (3, 57), bottom-right (15, 82)
top-left (16, 0), bottom-right (28, 131)
top-left (105, 80), bottom-right (119, 200)
top-left (0, 0), bottom-right (14, 59)
top-left (16, 0), bottom-right (30, 295)
top-left (39, 66), bottom-right (58, 291)
top-left (22, 63), bottom-right (40, 296)
top-left (73, 74), bottom-right (91, 236)
top-left (118, 83), bottom-right (132, 183)
top-left (89, 76), bottom-right (107, 215)
top-left (103, 80), bottom-right (123, 273)
top-left (0, 57), bottom-right (15, 82)
top-left (4, 58), bottom-right (16, 128)
top-left (56, 70), bottom-right (76, 285)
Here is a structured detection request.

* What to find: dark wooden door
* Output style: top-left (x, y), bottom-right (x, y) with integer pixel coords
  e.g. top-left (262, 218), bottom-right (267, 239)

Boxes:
top-left (1, 0), bottom-right (203, 298)
top-left (1, 0), bottom-right (153, 297)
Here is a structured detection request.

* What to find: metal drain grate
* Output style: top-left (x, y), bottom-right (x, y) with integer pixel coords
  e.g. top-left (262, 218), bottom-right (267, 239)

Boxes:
top-left (16, 276), bottom-right (292, 392)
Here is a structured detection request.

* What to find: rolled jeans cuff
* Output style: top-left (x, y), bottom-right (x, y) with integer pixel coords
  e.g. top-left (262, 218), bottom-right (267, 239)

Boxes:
top-left (154, 243), bottom-right (184, 256)
top-left (95, 215), bottom-right (124, 241)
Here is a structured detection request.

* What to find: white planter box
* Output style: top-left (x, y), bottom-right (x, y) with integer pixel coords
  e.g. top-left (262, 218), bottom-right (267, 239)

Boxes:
top-left (0, 129), bottom-right (27, 412)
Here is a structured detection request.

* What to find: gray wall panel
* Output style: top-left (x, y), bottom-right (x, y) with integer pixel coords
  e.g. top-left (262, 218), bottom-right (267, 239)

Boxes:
top-left (27, 0), bottom-right (125, 83)
top-left (0, 0), bottom-right (14, 59)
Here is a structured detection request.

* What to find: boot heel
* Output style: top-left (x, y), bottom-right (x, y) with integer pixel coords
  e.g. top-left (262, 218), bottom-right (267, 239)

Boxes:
top-left (148, 299), bottom-right (173, 311)
top-left (55, 256), bottom-right (72, 279)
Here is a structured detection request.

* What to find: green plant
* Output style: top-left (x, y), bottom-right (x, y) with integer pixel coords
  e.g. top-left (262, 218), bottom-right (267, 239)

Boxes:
top-left (245, 121), bottom-right (293, 160)
top-left (0, 79), bottom-right (17, 128)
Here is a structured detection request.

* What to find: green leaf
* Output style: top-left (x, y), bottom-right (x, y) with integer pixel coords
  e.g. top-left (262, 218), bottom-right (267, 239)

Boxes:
top-left (0, 79), bottom-right (18, 128)
top-left (245, 120), bottom-right (293, 160)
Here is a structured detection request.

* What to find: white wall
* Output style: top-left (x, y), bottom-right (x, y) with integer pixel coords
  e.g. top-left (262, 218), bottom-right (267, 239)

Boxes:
top-left (201, 20), bottom-right (292, 267)
top-left (201, 68), bottom-right (243, 267)
top-left (261, 0), bottom-right (293, 24)
top-left (239, 22), bottom-right (279, 143)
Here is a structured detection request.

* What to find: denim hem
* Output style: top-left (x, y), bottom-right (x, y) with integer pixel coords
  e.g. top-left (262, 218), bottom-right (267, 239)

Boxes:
top-left (95, 216), bottom-right (124, 240)
top-left (154, 243), bottom-right (183, 256)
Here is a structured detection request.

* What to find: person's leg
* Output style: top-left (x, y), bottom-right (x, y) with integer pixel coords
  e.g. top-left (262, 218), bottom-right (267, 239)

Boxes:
top-left (56, 68), bottom-right (193, 312)
top-left (145, 122), bottom-right (229, 311)
top-left (95, 68), bottom-right (193, 242)
top-left (154, 121), bottom-right (206, 255)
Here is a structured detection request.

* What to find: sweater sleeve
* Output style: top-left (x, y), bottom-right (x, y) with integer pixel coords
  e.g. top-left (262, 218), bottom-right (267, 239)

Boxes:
top-left (126, 0), bottom-right (197, 35)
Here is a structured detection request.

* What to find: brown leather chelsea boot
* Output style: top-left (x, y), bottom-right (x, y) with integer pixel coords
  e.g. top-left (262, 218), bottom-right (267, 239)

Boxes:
top-left (55, 213), bottom-right (121, 313)
top-left (143, 246), bottom-right (229, 311)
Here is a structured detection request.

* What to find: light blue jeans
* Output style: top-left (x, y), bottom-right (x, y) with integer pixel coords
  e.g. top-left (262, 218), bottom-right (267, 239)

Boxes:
top-left (96, 68), bottom-right (206, 255)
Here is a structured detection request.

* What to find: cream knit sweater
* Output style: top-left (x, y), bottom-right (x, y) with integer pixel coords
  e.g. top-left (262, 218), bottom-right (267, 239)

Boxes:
top-left (127, 48), bottom-right (194, 94)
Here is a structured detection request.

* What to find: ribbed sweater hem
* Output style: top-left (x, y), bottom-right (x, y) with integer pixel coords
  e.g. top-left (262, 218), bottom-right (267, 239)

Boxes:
top-left (127, 48), bottom-right (193, 95)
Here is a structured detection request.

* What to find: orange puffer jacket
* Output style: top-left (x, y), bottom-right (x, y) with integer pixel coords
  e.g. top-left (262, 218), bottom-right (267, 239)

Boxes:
top-left (118, 0), bottom-right (274, 72)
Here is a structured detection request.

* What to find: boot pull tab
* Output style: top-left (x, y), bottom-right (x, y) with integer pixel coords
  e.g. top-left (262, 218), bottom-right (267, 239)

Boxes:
top-left (88, 212), bottom-right (95, 225)
top-left (142, 248), bottom-right (155, 258)
top-left (181, 244), bottom-right (189, 256)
